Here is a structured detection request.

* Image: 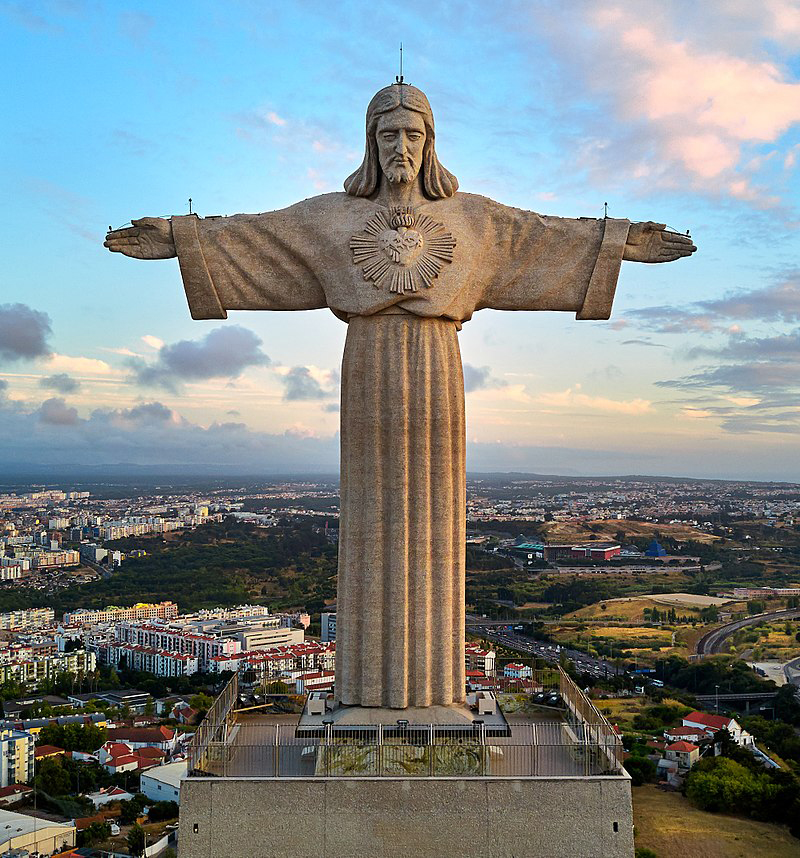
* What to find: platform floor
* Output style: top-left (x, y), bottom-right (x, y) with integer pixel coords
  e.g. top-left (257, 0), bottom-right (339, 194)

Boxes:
top-left (198, 711), bottom-right (612, 778)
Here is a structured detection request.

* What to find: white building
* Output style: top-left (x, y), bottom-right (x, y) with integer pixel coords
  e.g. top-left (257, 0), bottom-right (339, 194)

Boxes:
top-left (0, 808), bottom-right (75, 855)
top-left (682, 711), bottom-right (754, 747)
top-left (140, 760), bottom-right (187, 805)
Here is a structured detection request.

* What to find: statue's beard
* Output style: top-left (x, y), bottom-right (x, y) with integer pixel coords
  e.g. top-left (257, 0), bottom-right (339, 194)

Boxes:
top-left (385, 165), bottom-right (417, 185)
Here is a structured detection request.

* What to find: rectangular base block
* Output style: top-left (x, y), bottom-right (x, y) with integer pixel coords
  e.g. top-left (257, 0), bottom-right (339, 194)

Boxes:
top-left (180, 775), bottom-right (634, 858)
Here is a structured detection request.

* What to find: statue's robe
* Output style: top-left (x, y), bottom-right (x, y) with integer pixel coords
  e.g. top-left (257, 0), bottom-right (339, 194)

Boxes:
top-left (171, 192), bottom-right (630, 709)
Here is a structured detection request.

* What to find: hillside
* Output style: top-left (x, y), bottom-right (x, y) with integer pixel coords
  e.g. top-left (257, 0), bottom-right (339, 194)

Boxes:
top-left (0, 520), bottom-right (338, 615)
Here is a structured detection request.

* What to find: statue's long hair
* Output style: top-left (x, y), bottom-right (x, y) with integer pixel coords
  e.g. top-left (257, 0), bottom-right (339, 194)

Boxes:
top-left (344, 84), bottom-right (458, 200)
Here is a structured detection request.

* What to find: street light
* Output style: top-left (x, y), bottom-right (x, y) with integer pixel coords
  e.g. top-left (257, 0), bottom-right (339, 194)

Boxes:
top-left (715, 684), bottom-right (720, 714)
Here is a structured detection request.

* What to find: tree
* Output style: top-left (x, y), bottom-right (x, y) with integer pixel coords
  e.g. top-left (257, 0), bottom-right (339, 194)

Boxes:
top-left (623, 756), bottom-right (656, 787)
top-left (34, 758), bottom-right (71, 796)
top-left (127, 823), bottom-right (146, 857)
top-left (77, 821), bottom-right (111, 847)
top-left (119, 793), bottom-right (149, 825)
top-left (148, 800), bottom-right (179, 821)
top-left (190, 692), bottom-right (214, 712)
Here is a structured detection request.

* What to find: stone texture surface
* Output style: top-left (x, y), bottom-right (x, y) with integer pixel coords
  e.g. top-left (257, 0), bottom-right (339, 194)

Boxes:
top-left (180, 776), bottom-right (635, 858)
top-left (103, 83), bottom-right (708, 711)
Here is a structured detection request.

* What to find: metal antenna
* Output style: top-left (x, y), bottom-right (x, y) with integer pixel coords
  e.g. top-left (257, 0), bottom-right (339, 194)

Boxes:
top-left (188, 197), bottom-right (193, 215)
top-left (603, 201), bottom-right (608, 219)
top-left (396, 42), bottom-right (404, 84)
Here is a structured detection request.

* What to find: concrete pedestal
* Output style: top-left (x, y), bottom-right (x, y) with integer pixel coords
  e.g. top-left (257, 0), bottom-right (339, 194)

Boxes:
top-left (180, 775), bottom-right (634, 858)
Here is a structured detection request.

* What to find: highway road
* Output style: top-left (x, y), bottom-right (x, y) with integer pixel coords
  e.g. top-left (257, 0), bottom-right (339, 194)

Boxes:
top-left (468, 623), bottom-right (622, 679)
top-left (694, 608), bottom-right (800, 657)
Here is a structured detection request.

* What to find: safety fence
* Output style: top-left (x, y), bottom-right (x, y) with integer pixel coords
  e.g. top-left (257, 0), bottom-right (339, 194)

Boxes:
top-left (191, 719), bottom-right (622, 779)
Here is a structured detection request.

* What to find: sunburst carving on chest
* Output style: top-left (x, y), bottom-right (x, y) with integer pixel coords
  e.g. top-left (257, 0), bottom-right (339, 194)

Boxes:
top-left (350, 206), bottom-right (456, 293)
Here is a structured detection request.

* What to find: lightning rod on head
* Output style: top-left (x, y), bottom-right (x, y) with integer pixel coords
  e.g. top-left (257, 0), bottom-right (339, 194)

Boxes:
top-left (396, 42), bottom-right (404, 84)
top-left (188, 197), bottom-right (193, 215)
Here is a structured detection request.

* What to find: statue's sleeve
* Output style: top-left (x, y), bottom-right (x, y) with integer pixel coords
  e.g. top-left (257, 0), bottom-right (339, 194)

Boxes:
top-left (478, 207), bottom-right (630, 320)
top-left (171, 212), bottom-right (327, 319)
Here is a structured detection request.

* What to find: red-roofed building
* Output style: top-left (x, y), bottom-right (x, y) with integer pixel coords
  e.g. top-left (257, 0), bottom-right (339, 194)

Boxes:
top-left (171, 704), bottom-right (199, 725)
top-left (0, 784), bottom-right (33, 805)
top-left (665, 740), bottom-right (700, 770)
top-left (104, 753), bottom-right (139, 775)
top-left (107, 725), bottom-right (177, 753)
top-left (682, 711), bottom-right (752, 747)
top-left (503, 663), bottom-right (533, 679)
top-left (34, 744), bottom-right (65, 761)
top-left (663, 726), bottom-right (709, 744)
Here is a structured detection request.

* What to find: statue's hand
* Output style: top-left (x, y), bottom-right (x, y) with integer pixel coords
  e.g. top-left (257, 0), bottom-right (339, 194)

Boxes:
top-left (104, 217), bottom-right (176, 259)
top-left (623, 221), bottom-right (696, 263)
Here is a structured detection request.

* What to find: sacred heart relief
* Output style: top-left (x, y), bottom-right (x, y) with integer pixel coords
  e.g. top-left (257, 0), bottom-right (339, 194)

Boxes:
top-left (350, 205), bottom-right (456, 293)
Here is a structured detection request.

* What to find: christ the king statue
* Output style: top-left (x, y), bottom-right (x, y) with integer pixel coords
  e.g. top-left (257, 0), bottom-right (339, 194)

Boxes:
top-left (105, 83), bottom-right (695, 712)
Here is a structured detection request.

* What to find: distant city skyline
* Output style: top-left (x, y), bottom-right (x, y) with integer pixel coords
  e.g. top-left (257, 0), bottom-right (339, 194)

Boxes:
top-left (2, 1), bottom-right (799, 481)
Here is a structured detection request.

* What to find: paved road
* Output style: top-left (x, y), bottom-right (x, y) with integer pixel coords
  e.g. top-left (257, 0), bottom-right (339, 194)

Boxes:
top-left (694, 608), bottom-right (800, 657)
top-left (468, 625), bottom-right (622, 679)
top-left (784, 656), bottom-right (800, 689)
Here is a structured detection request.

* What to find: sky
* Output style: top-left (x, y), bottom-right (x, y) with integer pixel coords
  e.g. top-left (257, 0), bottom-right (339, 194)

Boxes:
top-left (1, 0), bottom-right (800, 481)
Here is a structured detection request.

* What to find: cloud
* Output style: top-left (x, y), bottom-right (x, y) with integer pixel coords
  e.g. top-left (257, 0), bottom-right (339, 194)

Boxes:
top-left (0, 304), bottom-right (52, 361)
top-left (0, 395), bottom-right (341, 471)
top-left (131, 326), bottom-right (270, 389)
top-left (620, 339), bottom-right (668, 348)
top-left (234, 104), bottom-right (359, 194)
top-left (141, 335), bottom-right (164, 350)
top-left (280, 366), bottom-right (337, 401)
top-left (463, 364), bottom-right (508, 393)
top-left (39, 373), bottom-right (80, 394)
top-left (46, 354), bottom-right (116, 376)
top-left (532, 2), bottom-right (800, 206)
top-left (38, 397), bottom-right (79, 426)
top-left (626, 274), bottom-right (800, 333)
top-left (538, 385), bottom-right (652, 415)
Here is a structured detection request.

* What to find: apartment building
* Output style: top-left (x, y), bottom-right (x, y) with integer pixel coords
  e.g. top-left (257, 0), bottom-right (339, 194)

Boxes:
top-left (0, 729), bottom-right (34, 787)
top-left (63, 601), bottom-right (179, 626)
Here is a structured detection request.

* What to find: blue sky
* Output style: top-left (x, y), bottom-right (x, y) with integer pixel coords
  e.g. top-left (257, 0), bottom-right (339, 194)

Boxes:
top-left (1, 0), bottom-right (800, 480)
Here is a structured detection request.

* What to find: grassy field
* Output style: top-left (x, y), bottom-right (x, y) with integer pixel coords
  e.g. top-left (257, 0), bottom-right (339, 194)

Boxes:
top-left (540, 518), bottom-right (721, 545)
top-left (569, 594), bottom-right (737, 623)
top-left (734, 621), bottom-right (800, 662)
top-left (592, 696), bottom-right (649, 730)
top-left (590, 695), bottom-right (688, 731)
top-left (633, 784), bottom-right (798, 857)
top-left (551, 623), bottom-right (686, 661)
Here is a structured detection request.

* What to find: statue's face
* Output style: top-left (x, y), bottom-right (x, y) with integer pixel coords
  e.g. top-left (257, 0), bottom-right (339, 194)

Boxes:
top-left (375, 107), bottom-right (426, 185)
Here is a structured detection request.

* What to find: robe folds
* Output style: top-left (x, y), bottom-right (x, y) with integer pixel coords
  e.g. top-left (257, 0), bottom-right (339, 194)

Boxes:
top-left (171, 192), bottom-right (630, 709)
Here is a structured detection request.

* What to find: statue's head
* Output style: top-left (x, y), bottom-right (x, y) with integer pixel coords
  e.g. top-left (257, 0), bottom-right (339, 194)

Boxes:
top-left (344, 84), bottom-right (458, 199)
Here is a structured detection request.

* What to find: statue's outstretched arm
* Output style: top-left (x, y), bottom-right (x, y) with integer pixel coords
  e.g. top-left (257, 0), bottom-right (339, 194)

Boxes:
top-left (623, 221), bottom-right (696, 263)
top-left (104, 217), bottom-right (176, 260)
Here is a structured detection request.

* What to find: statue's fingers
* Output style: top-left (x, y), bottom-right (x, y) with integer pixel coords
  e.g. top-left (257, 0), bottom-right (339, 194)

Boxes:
top-left (663, 233), bottom-right (695, 247)
top-left (105, 236), bottom-right (140, 247)
top-left (106, 227), bottom-right (140, 240)
top-left (658, 249), bottom-right (692, 261)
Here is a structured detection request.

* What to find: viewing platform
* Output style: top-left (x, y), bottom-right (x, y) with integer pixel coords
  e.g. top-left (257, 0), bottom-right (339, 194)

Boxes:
top-left (179, 668), bottom-right (634, 858)
top-left (185, 667), bottom-right (625, 780)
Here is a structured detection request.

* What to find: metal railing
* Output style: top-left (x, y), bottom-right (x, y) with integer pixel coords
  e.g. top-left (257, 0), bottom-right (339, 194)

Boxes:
top-left (187, 666), bottom-right (624, 778)
top-left (191, 720), bottom-right (622, 779)
top-left (187, 671), bottom-right (239, 773)
top-left (559, 668), bottom-right (623, 770)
